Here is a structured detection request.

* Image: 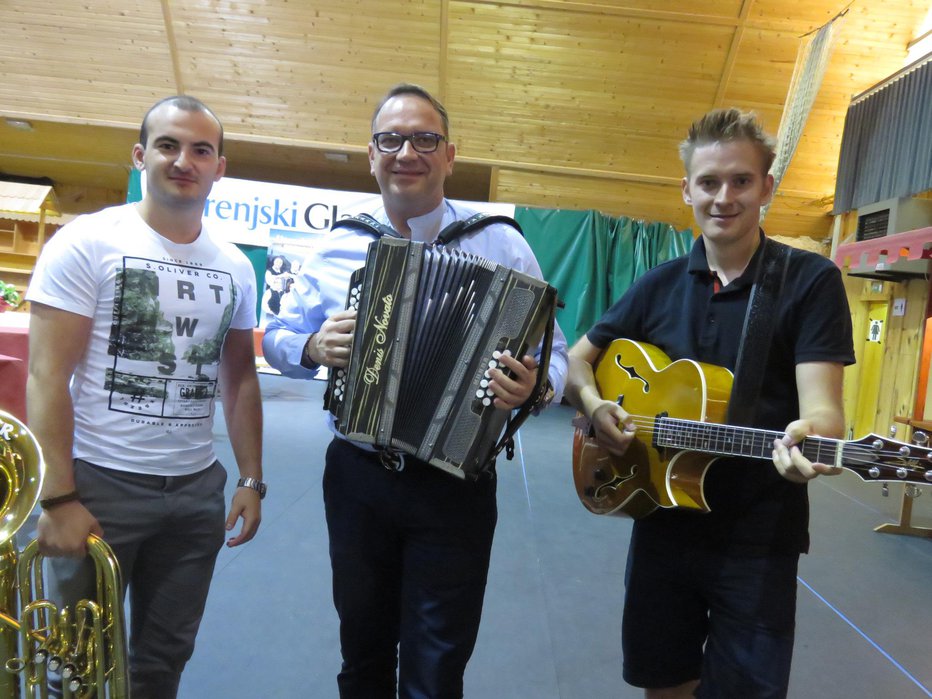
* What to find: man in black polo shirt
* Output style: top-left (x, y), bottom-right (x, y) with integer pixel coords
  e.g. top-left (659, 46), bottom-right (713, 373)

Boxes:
top-left (565, 108), bottom-right (855, 698)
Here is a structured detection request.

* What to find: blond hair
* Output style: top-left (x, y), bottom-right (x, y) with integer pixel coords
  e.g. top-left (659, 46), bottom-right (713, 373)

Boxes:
top-left (679, 108), bottom-right (775, 175)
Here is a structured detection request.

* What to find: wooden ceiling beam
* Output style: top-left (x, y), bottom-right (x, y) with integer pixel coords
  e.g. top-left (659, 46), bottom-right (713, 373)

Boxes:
top-left (439, 0), bottom-right (450, 105)
top-left (714, 0), bottom-right (753, 107)
top-left (0, 152), bottom-right (129, 172)
top-left (161, 0), bottom-right (185, 94)
top-left (466, 0), bottom-right (744, 26)
top-left (464, 0), bottom-right (818, 33)
top-left (477, 154), bottom-right (826, 201)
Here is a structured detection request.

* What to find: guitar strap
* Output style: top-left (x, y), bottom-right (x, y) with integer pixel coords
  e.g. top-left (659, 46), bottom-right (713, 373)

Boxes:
top-left (725, 236), bottom-right (792, 427)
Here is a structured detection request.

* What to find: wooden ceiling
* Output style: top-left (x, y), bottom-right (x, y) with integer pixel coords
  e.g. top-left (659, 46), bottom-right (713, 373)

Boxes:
top-left (0, 0), bottom-right (928, 237)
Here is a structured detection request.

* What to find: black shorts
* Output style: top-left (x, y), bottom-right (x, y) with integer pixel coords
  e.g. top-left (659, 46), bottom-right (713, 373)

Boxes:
top-left (622, 527), bottom-right (798, 697)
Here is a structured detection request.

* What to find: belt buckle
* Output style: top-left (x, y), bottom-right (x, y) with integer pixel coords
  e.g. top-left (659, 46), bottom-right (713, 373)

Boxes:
top-left (378, 449), bottom-right (405, 472)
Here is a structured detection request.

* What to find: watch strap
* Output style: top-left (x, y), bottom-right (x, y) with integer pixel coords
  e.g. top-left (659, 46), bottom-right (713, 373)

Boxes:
top-left (237, 477), bottom-right (267, 499)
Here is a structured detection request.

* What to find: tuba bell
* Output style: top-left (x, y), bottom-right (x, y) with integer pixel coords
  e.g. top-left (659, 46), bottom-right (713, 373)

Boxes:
top-left (0, 410), bottom-right (128, 698)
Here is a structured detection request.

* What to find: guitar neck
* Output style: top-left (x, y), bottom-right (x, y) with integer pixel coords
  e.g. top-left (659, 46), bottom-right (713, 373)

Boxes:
top-left (653, 416), bottom-right (932, 486)
top-left (655, 417), bottom-right (834, 463)
top-left (587, 339), bottom-right (932, 487)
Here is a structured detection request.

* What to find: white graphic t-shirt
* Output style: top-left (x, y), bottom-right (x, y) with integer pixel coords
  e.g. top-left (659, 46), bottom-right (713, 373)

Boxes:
top-left (27, 203), bottom-right (257, 476)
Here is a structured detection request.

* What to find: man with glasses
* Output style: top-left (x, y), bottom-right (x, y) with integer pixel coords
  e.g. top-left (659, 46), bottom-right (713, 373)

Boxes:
top-left (263, 83), bottom-right (567, 698)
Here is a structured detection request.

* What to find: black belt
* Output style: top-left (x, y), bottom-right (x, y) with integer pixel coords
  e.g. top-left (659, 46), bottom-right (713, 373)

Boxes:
top-left (338, 439), bottom-right (497, 481)
top-left (377, 448), bottom-right (406, 472)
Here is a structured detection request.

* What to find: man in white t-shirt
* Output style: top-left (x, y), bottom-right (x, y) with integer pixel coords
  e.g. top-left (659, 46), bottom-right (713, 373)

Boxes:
top-left (26, 95), bottom-right (265, 699)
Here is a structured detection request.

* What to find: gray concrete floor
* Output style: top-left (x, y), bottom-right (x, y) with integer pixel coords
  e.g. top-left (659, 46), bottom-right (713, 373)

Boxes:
top-left (178, 375), bottom-right (932, 698)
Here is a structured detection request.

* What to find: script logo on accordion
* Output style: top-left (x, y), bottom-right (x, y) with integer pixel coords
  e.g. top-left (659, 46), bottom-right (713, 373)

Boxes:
top-left (363, 293), bottom-right (395, 385)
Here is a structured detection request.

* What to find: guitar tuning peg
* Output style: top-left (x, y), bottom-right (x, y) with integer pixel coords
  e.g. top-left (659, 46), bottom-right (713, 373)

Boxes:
top-left (912, 430), bottom-right (929, 447)
top-left (889, 425), bottom-right (898, 438)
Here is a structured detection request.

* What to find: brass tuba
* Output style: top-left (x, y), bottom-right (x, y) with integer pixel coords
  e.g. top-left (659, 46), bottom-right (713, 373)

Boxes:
top-left (0, 410), bottom-right (128, 698)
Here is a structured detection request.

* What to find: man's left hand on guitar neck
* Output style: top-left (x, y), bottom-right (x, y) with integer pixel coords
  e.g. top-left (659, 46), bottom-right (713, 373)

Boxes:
top-left (772, 419), bottom-right (844, 484)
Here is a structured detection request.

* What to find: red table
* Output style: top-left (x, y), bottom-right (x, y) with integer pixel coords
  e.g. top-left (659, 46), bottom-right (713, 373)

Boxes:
top-left (0, 323), bottom-right (28, 423)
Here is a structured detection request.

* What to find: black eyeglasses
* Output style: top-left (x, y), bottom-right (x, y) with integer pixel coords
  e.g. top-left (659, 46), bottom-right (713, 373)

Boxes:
top-left (372, 132), bottom-right (446, 154)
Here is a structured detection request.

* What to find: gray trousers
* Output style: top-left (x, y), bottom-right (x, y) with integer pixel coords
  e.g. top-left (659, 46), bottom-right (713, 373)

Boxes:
top-left (48, 459), bottom-right (227, 699)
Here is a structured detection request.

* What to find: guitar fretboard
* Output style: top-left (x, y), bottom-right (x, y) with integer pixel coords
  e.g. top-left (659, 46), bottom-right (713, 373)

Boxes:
top-left (655, 417), bottom-right (837, 463)
top-left (652, 416), bottom-right (932, 485)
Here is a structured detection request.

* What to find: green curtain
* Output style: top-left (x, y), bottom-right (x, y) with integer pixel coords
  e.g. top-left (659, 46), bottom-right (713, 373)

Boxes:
top-left (238, 244), bottom-right (270, 321)
top-left (517, 207), bottom-right (693, 347)
top-left (126, 168), bottom-right (142, 203)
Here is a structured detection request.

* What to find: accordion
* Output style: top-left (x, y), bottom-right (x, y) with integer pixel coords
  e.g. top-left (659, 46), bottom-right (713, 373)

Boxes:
top-left (324, 237), bottom-right (556, 480)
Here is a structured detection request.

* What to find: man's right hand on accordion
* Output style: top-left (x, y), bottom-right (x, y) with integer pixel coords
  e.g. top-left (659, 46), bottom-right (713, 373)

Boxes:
top-left (302, 308), bottom-right (357, 369)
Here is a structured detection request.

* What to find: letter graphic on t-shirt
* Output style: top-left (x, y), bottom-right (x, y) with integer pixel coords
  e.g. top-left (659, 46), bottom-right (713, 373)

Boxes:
top-left (104, 257), bottom-right (236, 419)
top-left (108, 268), bottom-right (176, 363)
top-left (177, 280), bottom-right (196, 300)
top-left (175, 316), bottom-right (200, 337)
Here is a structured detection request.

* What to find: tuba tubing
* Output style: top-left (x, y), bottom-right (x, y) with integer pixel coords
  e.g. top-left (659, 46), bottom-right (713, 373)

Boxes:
top-left (0, 410), bottom-right (129, 698)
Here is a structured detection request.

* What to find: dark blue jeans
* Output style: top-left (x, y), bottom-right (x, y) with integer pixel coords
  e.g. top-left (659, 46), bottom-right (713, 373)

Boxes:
top-left (323, 438), bottom-right (497, 699)
top-left (622, 529), bottom-right (799, 698)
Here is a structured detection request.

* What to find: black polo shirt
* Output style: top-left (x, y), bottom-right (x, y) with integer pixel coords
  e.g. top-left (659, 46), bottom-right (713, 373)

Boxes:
top-left (587, 232), bottom-right (855, 554)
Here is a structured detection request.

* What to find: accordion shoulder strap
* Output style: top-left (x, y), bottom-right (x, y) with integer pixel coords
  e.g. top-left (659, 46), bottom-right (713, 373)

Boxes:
top-left (436, 213), bottom-right (524, 245)
top-left (330, 212), bottom-right (523, 246)
top-left (330, 213), bottom-right (402, 239)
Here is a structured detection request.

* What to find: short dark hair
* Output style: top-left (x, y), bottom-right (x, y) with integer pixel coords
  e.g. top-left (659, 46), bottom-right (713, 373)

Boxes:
top-left (679, 108), bottom-right (775, 175)
top-left (371, 83), bottom-right (450, 138)
top-left (139, 95), bottom-right (225, 156)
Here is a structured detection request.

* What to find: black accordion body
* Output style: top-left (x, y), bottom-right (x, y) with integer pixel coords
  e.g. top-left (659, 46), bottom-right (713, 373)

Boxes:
top-left (324, 237), bottom-right (556, 480)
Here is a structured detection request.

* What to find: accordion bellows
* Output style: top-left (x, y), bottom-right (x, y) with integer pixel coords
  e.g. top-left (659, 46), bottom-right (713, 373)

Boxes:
top-left (325, 237), bottom-right (556, 479)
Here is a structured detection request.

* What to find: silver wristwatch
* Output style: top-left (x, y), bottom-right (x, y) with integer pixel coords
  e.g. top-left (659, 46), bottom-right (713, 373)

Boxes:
top-left (237, 477), bottom-right (267, 500)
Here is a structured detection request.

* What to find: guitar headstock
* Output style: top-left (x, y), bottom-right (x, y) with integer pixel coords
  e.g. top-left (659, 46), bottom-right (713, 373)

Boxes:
top-left (841, 433), bottom-right (932, 486)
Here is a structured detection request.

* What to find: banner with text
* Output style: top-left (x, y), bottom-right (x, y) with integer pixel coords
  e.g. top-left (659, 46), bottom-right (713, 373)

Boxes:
top-left (197, 176), bottom-right (515, 323)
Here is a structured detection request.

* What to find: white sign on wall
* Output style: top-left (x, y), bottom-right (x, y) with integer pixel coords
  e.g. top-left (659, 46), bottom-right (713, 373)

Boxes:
top-left (200, 176), bottom-right (515, 247)
top-left (193, 176), bottom-right (516, 324)
top-left (201, 177), bottom-right (382, 247)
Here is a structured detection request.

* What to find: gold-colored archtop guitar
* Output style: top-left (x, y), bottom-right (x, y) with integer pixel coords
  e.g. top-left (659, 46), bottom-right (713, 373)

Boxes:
top-left (572, 339), bottom-right (932, 519)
